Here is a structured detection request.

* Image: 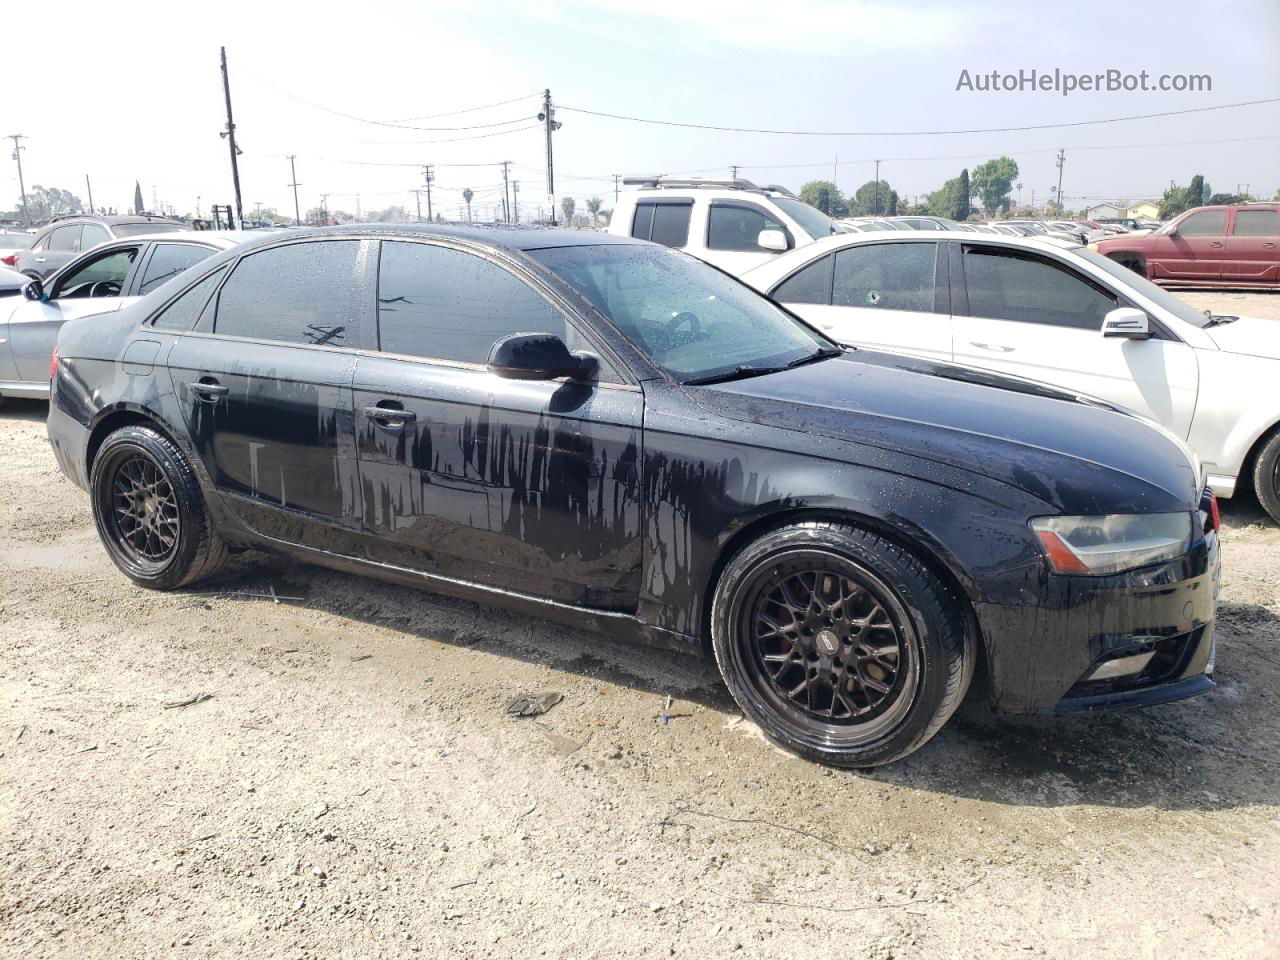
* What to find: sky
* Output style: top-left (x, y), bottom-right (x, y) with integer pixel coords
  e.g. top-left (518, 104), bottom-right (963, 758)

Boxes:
top-left (2, 0), bottom-right (1278, 221)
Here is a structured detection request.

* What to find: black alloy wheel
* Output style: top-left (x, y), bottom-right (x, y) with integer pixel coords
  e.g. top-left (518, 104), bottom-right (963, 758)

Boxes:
top-left (712, 522), bottom-right (973, 767)
top-left (107, 453), bottom-right (181, 564)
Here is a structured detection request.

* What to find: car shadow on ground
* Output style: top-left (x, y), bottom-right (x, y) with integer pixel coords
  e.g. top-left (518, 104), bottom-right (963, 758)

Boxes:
top-left (0, 398), bottom-right (48, 423)
top-left (198, 545), bottom-right (1280, 816)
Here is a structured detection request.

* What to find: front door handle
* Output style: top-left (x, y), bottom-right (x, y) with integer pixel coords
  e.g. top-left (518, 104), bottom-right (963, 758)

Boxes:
top-left (363, 404), bottom-right (416, 426)
top-left (969, 341), bottom-right (1016, 353)
top-left (35, 256), bottom-right (46, 263)
top-left (1264, 241), bottom-right (1277, 249)
top-left (1209, 241), bottom-right (1223, 248)
top-left (189, 378), bottom-right (228, 401)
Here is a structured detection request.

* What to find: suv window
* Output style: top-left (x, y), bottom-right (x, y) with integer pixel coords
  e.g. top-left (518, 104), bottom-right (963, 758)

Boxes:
top-left (213, 240), bottom-right (360, 346)
top-left (630, 200), bottom-right (692, 248)
top-left (48, 225), bottom-right (81, 253)
top-left (52, 248), bottom-right (139, 298)
top-left (707, 203), bottom-right (788, 252)
top-left (963, 248), bottom-right (1116, 330)
top-left (81, 223), bottom-right (111, 248)
top-left (152, 267), bottom-right (228, 331)
top-left (1232, 209), bottom-right (1279, 237)
top-left (139, 243), bottom-right (216, 295)
top-left (1177, 210), bottom-right (1226, 236)
top-left (113, 222), bottom-right (184, 237)
top-left (377, 240), bottom-right (594, 367)
top-left (772, 255), bottom-right (833, 304)
top-left (832, 243), bottom-right (938, 312)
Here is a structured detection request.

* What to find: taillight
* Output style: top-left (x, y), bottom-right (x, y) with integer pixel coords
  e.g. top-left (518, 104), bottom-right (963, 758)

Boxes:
top-left (49, 346), bottom-right (59, 380)
top-left (1208, 492), bottom-right (1221, 534)
top-left (0, 253), bottom-right (16, 266)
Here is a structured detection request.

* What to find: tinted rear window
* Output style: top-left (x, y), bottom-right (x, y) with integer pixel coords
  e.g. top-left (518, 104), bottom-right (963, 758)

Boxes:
top-left (113, 222), bottom-right (185, 237)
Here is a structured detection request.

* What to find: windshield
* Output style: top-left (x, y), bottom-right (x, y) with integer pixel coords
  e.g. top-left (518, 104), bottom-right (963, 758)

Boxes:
top-left (529, 243), bottom-right (835, 382)
top-left (113, 222), bottom-right (184, 237)
top-left (1076, 247), bottom-right (1214, 328)
top-left (768, 196), bottom-right (839, 240)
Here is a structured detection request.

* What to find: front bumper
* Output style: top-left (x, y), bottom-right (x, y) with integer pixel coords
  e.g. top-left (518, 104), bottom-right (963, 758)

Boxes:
top-left (974, 527), bottom-right (1220, 715)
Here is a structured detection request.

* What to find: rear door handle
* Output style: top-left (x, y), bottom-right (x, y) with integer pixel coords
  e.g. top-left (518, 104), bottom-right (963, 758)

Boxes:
top-left (1264, 241), bottom-right (1277, 249)
top-left (969, 341), bottom-right (1016, 353)
top-left (35, 256), bottom-right (46, 262)
top-left (1209, 241), bottom-right (1223, 248)
top-left (189, 378), bottom-right (228, 401)
top-left (363, 404), bottom-right (416, 426)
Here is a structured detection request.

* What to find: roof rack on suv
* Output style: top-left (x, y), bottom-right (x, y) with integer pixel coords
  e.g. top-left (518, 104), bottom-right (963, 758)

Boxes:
top-left (622, 176), bottom-right (792, 196)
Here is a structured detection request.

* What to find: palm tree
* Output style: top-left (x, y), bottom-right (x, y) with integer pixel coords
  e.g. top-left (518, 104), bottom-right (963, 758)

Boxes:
top-left (585, 196), bottom-right (603, 225)
top-left (463, 188), bottom-right (474, 223)
top-left (561, 196), bottom-right (575, 225)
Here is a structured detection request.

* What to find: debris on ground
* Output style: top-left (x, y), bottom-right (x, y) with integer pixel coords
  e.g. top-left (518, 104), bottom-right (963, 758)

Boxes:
top-left (504, 692), bottom-right (563, 717)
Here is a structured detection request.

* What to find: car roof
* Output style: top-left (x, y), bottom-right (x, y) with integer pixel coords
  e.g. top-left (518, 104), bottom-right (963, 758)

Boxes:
top-left (742, 230), bottom-right (1084, 279)
top-left (230, 223), bottom-right (644, 254)
top-left (84, 231), bottom-right (246, 251)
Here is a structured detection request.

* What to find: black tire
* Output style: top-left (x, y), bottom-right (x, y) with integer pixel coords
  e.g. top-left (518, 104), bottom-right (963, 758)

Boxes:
top-left (1252, 429), bottom-right (1280, 525)
top-left (89, 424), bottom-right (227, 589)
top-left (710, 521), bottom-right (973, 767)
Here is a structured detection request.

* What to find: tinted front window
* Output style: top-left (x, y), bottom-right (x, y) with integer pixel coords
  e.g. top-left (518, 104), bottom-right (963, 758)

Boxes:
top-left (1177, 210), bottom-right (1226, 236)
top-left (530, 244), bottom-right (832, 382)
top-left (54, 248), bottom-right (138, 298)
top-left (152, 267), bottom-right (228, 331)
top-left (963, 248), bottom-right (1116, 330)
top-left (1233, 210), bottom-right (1279, 236)
top-left (769, 196), bottom-right (839, 240)
top-left (139, 243), bottom-right (216, 295)
top-left (49, 226), bottom-right (81, 252)
top-left (214, 240), bottom-right (360, 346)
top-left (377, 240), bottom-right (571, 364)
top-left (772, 255), bottom-right (833, 304)
top-left (832, 243), bottom-right (937, 312)
top-left (708, 204), bottom-right (786, 252)
top-left (113, 222), bottom-right (184, 237)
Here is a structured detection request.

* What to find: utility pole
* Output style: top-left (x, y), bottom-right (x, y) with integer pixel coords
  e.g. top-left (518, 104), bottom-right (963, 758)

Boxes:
top-left (412, 189), bottom-right (423, 222)
top-left (421, 165), bottom-right (434, 221)
top-left (500, 160), bottom-right (511, 223)
top-left (319, 193), bottom-right (329, 224)
top-left (730, 165), bottom-right (739, 182)
top-left (1055, 148), bottom-right (1066, 214)
top-left (219, 47), bottom-right (245, 228)
top-left (287, 154), bottom-right (301, 225)
top-left (512, 180), bottom-right (520, 224)
top-left (873, 159), bottom-right (881, 216)
top-left (613, 174), bottom-right (620, 203)
top-left (7, 134), bottom-right (28, 225)
top-left (539, 89), bottom-right (560, 225)
top-left (833, 156), bottom-right (837, 183)
top-left (85, 174), bottom-right (95, 215)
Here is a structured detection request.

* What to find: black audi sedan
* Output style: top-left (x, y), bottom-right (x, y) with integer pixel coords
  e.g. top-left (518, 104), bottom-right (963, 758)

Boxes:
top-left (46, 225), bottom-right (1220, 767)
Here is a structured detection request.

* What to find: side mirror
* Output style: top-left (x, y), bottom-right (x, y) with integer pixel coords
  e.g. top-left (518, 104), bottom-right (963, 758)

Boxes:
top-left (22, 277), bottom-right (44, 301)
top-left (1102, 307), bottom-right (1150, 340)
top-left (757, 229), bottom-right (789, 252)
top-left (487, 333), bottom-right (591, 380)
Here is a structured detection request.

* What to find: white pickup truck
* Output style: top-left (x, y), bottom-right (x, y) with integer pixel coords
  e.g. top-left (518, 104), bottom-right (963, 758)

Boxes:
top-left (607, 178), bottom-right (846, 274)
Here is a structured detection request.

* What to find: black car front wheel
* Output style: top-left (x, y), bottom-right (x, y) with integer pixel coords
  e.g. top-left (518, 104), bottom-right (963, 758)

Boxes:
top-left (1253, 429), bottom-right (1280, 525)
top-left (711, 521), bottom-right (973, 767)
top-left (90, 424), bottom-right (226, 589)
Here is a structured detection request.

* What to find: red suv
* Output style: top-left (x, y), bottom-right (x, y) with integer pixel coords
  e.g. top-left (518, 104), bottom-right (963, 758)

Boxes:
top-left (1093, 204), bottom-right (1279, 288)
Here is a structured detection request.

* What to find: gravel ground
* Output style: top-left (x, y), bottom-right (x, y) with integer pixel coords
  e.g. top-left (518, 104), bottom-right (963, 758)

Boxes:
top-left (3, 292), bottom-right (1279, 959)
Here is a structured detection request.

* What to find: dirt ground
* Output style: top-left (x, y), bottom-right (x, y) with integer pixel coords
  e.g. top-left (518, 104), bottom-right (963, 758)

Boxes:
top-left (3, 291), bottom-right (1279, 959)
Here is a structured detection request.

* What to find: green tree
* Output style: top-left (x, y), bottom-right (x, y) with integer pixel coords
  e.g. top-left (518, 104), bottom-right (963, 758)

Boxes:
top-left (17, 185), bottom-right (84, 221)
top-left (798, 180), bottom-right (846, 216)
top-left (848, 180), bottom-right (894, 216)
top-left (561, 196), bottom-right (575, 224)
top-left (1187, 175), bottom-right (1205, 207)
top-left (971, 158), bottom-right (1018, 215)
top-left (956, 169), bottom-right (971, 220)
top-left (926, 174), bottom-right (970, 220)
top-left (585, 196), bottom-right (603, 225)
top-left (463, 188), bottom-right (474, 223)
top-left (1158, 185), bottom-right (1192, 219)
top-left (1207, 193), bottom-right (1247, 205)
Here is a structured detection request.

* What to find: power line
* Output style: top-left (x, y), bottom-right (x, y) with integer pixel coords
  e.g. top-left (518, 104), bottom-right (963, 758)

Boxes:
top-left (382, 91), bottom-right (542, 124)
top-left (556, 95), bottom-right (1280, 137)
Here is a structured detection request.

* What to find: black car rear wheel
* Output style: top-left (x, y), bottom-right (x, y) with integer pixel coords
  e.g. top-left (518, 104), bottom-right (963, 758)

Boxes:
top-left (711, 521), bottom-right (973, 767)
top-left (90, 424), bottom-right (226, 589)
top-left (1252, 429), bottom-right (1280, 525)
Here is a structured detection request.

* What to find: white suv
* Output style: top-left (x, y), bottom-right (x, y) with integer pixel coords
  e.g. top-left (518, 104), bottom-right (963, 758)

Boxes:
top-left (608, 178), bottom-right (845, 274)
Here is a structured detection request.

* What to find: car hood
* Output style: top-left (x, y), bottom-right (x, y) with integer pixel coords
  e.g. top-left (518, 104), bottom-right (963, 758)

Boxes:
top-left (1204, 316), bottom-right (1280, 361)
top-left (684, 352), bottom-right (1200, 514)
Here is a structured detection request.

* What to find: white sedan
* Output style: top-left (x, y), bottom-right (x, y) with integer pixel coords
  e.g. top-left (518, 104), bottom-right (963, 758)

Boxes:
top-left (741, 231), bottom-right (1280, 522)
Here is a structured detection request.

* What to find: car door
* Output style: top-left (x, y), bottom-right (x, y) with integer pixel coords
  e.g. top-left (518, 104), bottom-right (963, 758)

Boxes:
top-left (8, 243), bottom-right (145, 382)
top-left (769, 241), bottom-right (951, 361)
top-left (134, 240), bottom-right (221, 296)
top-left (1222, 208), bottom-right (1279, 283)
top-left (165, 238), bottom-right (371, 548)
top-left (352, 238), bottom-right (643, 609)
top-left (31, 224), bottom-right (82, 278)
top-left (951, 243), bottom-right (1199, 437)
top-left (1148, 209), bottom-right (1226, 282)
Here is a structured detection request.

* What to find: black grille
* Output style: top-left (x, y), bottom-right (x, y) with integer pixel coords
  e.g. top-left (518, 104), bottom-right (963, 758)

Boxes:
top-left (1063, 627), bottom-right (1203, 699)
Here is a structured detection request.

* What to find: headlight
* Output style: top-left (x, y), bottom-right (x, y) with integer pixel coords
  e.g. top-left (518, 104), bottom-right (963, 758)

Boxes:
top-left (1031, 513), bottom-right (1194, 576)
top-left (1087, 242), bottom-right (1099, 252)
